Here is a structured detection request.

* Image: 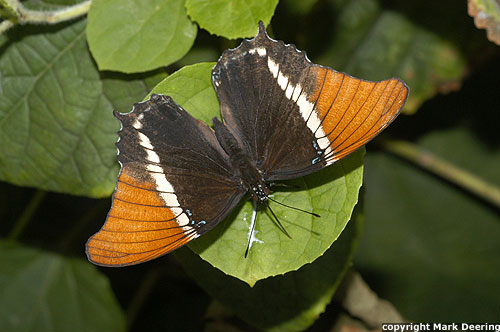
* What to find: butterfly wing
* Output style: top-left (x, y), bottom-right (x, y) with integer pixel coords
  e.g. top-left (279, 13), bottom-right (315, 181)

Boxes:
top-left (86, 95), bottom-right (245, 267)
top-left (212, 22), bottom-right (408, 181)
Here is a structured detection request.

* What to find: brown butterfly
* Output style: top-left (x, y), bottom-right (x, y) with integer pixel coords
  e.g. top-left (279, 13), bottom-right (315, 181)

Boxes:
top-left (86, 21), bottom-right (408, 267)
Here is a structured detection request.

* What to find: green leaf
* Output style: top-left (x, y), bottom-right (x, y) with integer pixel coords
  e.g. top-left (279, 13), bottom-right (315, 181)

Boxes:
top-left (356, 128), bottom-right (500, 320)
top-left (0, 240), bottom-right (125, 332)
top-left (149, 63), bottom-right (364, 286)
top-left (185, 0), bottom-right (278, 39)
top-left (192, 157), bottom-right (363, 286)
top-left (149, 62), bottom-right (218, 124)
top-left (0, 20), bottom-right (158, 197)
top-left (468, 0), bottom-right (500, 45)
top-left (176, 207), bottom-right (363, 331)
top-left (87, 0), bottom-right (197, 73)
top-left (319, 0), bottom-right (466, 114)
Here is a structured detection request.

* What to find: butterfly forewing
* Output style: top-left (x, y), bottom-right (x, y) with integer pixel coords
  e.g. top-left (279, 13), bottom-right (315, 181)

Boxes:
top-left (307, 68), bottom-right (407, 164)
top-left (86, 95), bottom-right (245, 267)
top-left (212, 22), bottom-right (408, 181)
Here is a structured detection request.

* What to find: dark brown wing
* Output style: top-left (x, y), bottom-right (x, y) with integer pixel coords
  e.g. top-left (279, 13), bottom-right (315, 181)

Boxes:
top-left (212, 22), bottom-right (408, 181)
top-left (86, 95), bottom-right (245, 266)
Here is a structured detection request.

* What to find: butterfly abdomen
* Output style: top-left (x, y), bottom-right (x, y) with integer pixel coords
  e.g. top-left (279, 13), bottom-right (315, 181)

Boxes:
top-left (212, 117), bottom-right (269, 202)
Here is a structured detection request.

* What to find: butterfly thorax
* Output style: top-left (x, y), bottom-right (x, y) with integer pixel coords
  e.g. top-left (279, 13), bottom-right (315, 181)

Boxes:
top-left (212, 117), bottom-right (270, 203)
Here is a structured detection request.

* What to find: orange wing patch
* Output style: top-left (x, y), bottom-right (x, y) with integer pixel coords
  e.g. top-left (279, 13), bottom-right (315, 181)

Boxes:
top-left (86, 165), bottom-right (197, 267)
top-left (310, 67), bottom-right (408, 163)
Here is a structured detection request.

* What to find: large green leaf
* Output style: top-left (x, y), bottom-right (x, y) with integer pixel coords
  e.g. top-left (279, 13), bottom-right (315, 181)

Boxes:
top-left (176, 206), bottom-right (363, 331)
top-left (148, 63), bottom-right (364, 286)
top-left (356, 105), bottom-right (500, 320)
top-left (148, 62), bottom-right (218, 124)
top-left (191, 157), bottom-right (363, 286)
top-left (87, 0), bottom-right (197, 73)
top-left (0, 240), bottom-right (125, 332)
top-left (185, 0), bottom-right (278, 39)
top-left (319, 0), bottom-right (466, 114)
top-left (0, 20), bottom-right (159, 198)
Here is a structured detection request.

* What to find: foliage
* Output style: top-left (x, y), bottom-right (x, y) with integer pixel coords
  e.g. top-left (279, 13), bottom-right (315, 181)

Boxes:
top-left (0, 240), bottom-right (125, 331)
top-left (468, 0), bottom-right (500, 45)
top-left (0, 0), bottom-right (498, 330)
top-left (185, 0), bottom-right (278, 39)
top-left (87, 0), bottom-right (197, 73)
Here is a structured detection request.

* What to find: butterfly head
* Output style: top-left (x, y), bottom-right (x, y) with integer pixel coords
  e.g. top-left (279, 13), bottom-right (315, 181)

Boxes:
top-left (250, 182), bottom-right (270, 203)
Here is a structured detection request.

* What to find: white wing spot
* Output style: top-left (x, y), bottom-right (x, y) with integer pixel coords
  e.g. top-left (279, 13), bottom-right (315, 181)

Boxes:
top-left (277, 71), bottom-right (288, 90)
top-left (138, 131), bottom-right (191, 230)
top-left (138, 132), bottom-right (154, 150)
top-left (145, 150), bottom-right (160, 164)
top-left (285, 84), bottom-right (294, 99)
top-left (316, 134), bottom-right (332, 152)
top-left (132, 119), bottom-right (142, 129)
top-left (146, 164), bottom-right (163, 173)
top-left (249, 47), bottom-right (267, 57)
top-left (267, 55), bottom-right (334, 161)
top-left (267, 58), bottom-right (279, 78)
top-left (297, 94), bottom-right (314, 119)
top-left (292, 84), bottom-right (302, 102)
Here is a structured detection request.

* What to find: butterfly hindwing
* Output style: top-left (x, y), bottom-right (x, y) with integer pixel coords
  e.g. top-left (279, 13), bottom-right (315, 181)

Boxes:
top-left (86, 95), bottom-right (245, 267)
top-left (212, 22), bottom-right (408, 181)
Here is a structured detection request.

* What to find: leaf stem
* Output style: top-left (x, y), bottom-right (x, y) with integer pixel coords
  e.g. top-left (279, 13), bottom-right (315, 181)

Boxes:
top-left (19, 0), bottom-right (91, 24)
top-left (0, 19), bottom-right (14, 34)
top-left (381, 139), bottom-right (500, 208)
top-left (0, 0), bottom-right (91, 34)
top-left (8, 190), bottom-right (46, 240)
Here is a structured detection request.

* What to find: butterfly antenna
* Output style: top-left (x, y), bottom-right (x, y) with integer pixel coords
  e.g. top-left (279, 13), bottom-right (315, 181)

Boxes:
top-left (245, 201), bottom-right (258, 258)
top-left (267, 204), bottom-right (292, 239)
top-left (269, 182), bottom-right (301, 190)
top-left (268, 197), bottom-right (321, 218)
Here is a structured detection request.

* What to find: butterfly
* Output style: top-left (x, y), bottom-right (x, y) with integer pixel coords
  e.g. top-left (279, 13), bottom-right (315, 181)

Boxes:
top-left (86, 21), bottom-right (408, 267)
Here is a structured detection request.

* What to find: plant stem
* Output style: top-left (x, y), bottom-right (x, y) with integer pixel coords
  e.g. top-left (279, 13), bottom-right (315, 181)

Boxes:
top-left (8, 190), bottom-right (46, 240)
top-left (18, 0), bottom-right (91, 24)
top-left (381, 139), bottom-right (500, 208)
top-left (0, 19), bottom-right (14, 34)
top-left (0, 0), bottom-right (91, 34)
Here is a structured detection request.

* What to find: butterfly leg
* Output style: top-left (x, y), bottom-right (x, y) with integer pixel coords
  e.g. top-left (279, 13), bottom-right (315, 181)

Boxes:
top-left (244, 200), bottom-right (259, 258)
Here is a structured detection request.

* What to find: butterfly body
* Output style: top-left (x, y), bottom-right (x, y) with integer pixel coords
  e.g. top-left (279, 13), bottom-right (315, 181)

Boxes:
top-left (212, 116), bottom-right (270, 203)
top-left (86, 22), bottom-right (408, 267)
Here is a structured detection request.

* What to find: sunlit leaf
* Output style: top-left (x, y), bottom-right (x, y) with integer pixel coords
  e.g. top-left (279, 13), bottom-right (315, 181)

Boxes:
top-left (185, 0), bottom-right (278, 39)
top-left (149, 62), bottom-right (218, 124)
top-left (87, 0), bottom-right (197, 73)
top-left (0, 20), bottom-right (158, 197)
